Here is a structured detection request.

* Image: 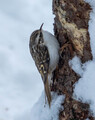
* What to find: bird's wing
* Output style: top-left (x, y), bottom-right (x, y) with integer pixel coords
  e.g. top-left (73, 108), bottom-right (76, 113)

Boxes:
top-left (30, 44), bottom-right (51, 107)
top-left (32, 44), bottom-right (50, 83)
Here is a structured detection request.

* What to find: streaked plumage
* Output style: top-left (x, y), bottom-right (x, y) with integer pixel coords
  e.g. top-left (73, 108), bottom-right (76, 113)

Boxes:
top-left (29, 24), bottom-right (59, 107)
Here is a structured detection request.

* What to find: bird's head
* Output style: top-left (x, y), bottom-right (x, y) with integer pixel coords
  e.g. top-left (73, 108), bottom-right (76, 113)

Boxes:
top-left (30, 23), bottom-right (44, 46)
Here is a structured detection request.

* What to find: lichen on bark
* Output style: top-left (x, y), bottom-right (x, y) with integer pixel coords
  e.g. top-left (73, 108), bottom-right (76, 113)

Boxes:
top-left (52, 0), bottom-right (94, 119)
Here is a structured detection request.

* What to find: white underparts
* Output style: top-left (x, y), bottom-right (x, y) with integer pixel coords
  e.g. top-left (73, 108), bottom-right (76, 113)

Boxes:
top-left (42, 30), bottom-right (60, 73)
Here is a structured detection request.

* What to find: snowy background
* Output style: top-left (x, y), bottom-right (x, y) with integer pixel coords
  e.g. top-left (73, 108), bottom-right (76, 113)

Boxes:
top-left (0, 0), bottom-right (95, 120)
top-left (0, 0), bottom-right (54, 119)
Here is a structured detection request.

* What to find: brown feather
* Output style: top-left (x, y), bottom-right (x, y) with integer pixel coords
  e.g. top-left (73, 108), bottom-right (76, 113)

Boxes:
top-left (44, 77), bottom-right (51, 107)
top-left (29, 29), bottom-right (52, 107)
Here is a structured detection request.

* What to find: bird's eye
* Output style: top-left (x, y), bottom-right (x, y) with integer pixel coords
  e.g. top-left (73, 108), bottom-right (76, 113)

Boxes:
top-left (32, 46), bottom-right (35, 51)
top-left (39, 32), bottom-right (42, 38)
top-left (39, 40), bottom-right (42, 44)
top-left (31, 48), bottom-right (34, 52)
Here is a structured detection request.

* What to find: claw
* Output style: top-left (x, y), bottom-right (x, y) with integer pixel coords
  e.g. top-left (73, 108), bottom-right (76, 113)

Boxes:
top-left (59, 43), bottom-right (74, 58)
top-left (60, 43), bottom-right (69, 53)
top-left (59, 43), bottom-right (69, 58)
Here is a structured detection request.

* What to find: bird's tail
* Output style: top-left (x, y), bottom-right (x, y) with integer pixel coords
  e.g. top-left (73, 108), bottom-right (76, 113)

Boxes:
top-left (44, 78), bottom-right (51, 107)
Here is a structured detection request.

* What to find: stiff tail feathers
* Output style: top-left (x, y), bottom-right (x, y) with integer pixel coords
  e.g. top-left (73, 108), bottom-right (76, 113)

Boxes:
top-left (44, 78), bottom-right (51, 107)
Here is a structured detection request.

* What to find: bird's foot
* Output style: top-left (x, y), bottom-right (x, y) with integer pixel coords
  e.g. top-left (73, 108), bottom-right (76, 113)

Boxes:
top-left (60, 43), bottom-right (69, 53)
top-left (60, 43), bottom-right (74, 58)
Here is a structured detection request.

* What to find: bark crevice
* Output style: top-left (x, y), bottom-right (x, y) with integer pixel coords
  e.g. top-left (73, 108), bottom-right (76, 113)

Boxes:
top-left (52, 0), bottom-right (94, 119)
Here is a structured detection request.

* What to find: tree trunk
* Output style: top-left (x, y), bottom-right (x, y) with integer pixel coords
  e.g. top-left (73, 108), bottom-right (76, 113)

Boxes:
top-left (52, 0), bottom-right (94, 119)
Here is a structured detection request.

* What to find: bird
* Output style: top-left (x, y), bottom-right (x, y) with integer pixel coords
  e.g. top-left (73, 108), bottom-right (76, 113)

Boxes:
top-left (29, 23), bottom-right (59, 107)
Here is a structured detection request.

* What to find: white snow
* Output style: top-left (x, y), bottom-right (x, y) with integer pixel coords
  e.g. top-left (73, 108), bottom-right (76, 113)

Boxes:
top-left (1, 0), bottom-right (95, 119)
top-left (30, 92), bottom-right (64, 120)
top-left (69, 56), bottom-right (83, 76)
top-left (73, 61), bottom-right (95, 115)
top-left (84, 0), bottom-right (95, 60)
top-left (14, 92), bottom-right (64, 120)
top-left (0, 0), bottom-right (54, 120)
top-left (70, 0), bottom-right (95, 116)
top-left (86, 119), bottom-right (90, 120)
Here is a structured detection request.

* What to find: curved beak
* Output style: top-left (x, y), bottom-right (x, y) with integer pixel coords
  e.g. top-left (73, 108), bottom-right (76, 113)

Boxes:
top-left (40, 23), bottom-right (44, 31)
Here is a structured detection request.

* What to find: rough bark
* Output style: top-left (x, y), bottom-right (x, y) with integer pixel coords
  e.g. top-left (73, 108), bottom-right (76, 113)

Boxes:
top-left (52, 0), bottom-right (94, 119)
